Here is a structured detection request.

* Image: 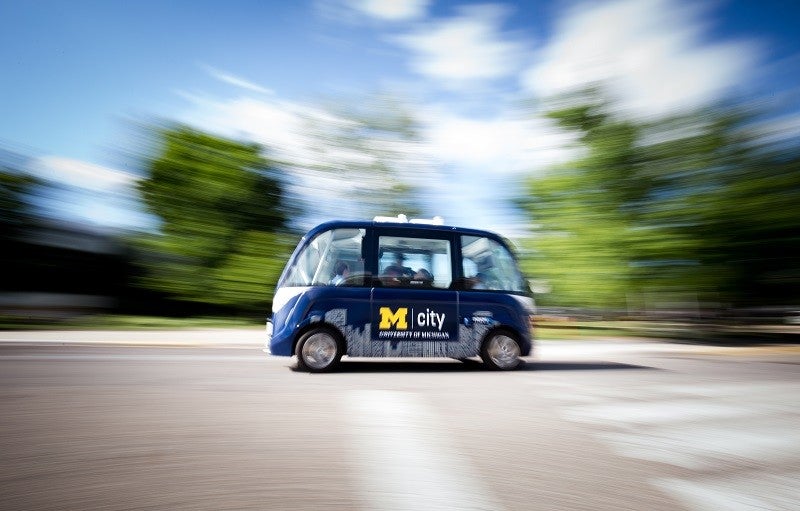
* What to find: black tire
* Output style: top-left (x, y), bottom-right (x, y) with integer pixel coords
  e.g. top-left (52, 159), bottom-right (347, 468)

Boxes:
top-left (480, 330), bottom-right (522, 370)
top-left (295, 327), bottom-right (342, 373)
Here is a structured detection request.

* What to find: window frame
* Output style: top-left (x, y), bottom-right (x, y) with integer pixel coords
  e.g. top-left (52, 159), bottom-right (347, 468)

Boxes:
top-left (369, 227), bottom-right (459, 290)
top-left (458, 234), bottom-right (528, 294)
top-left (280, 227), bottom-right (367, 287)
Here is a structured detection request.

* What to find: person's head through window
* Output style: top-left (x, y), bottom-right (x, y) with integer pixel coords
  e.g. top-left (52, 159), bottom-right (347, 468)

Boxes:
top-left (414, 268), bottom-right (433, 286)
top-left (391, 253), bottom-right (414, 277)
top-left (330, 260), bottom-right (350, 285)
top-left (470, 272), bottom-right (487, 290)
top-left (382, 265), bottom-right (402, 286)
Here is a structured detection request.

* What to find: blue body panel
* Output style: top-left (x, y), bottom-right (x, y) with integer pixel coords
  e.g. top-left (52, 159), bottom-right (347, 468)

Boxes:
top-left (459, 291), bottom-right (532, 355)
top-left (269, 287), bottom-right (532, 358)
top-left (269, 286), bottom-right (370, 356)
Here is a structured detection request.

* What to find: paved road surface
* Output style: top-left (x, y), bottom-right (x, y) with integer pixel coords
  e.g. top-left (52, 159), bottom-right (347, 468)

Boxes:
top-left (1, 331), bottom-right (798, 510)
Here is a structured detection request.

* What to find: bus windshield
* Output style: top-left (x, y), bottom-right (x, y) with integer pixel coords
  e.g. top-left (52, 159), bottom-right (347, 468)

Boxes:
top-left (461, 235), bottom-right (527, 293)
top-left (282, 228), bottom-right (365, 287)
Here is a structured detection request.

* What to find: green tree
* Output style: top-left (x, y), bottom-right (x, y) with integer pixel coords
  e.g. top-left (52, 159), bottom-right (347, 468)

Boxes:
top-left (683, 125), bottom-right (800, 307)
top-left (0, 170), bottom-right (37, 239)
top-left (137, 125), bottom-right (295, 312)
top-left (297, 93), bottom-right (424, 219)
top-left (0, 160), bottom-right (40, 294)
top-left (519, 91), bottom-right (800, 311)
top-left (519, 95), bottom-right (667, 309)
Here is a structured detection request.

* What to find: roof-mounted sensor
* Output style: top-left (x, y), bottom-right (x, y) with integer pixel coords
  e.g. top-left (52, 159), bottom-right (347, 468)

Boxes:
top-left (409, 216), bottom-right (444, 225)
top-left (373, 214), bottom-right (408, 223)
top-left (373, 214), bottom-right (444, 225)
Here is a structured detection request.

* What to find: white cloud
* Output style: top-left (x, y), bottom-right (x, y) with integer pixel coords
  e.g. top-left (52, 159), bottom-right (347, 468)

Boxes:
top-left (32, 156), bottom-right (138, 192)
top-left (316, 0), bottom-right (428, 24)
top-left (180, 90), bottom-right (575, 177)
top-left (175, 85), bottom-right (580, 235)
top-left (420, 106), bottom-right (577, 173)
top-left (177, 97), bottom-right (424, 199)
top-left (406, 105), bottom-right (578, 236)
top-left (178, 94), bottom-right (355, 168)
top-left (202, 64), bottom-right (273, 95)
top-left (522, 0), bottom-right (759, 117)
top-left (394, 4), bottom-right (527, 87)
top-left (347, 0), bottom-right (429, 21)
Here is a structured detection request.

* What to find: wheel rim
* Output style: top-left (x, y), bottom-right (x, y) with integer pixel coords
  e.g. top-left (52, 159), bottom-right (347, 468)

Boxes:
top-left (301, 332), bottom-right (338, 369)
top-left (487, 334), bottom-right (520, 369)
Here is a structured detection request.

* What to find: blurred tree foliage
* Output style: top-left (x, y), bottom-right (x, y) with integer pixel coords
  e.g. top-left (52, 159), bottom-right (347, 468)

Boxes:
top-left (519, 90), bottom-right (800, 310)
top-left (298, 93), bottom-right (424, 219)
top-left (137, 126), bottom-right (296, 312)
top-left (0, 169), bottom-right (37, 239)
top-left (0, 165), bottom-right (39, 291)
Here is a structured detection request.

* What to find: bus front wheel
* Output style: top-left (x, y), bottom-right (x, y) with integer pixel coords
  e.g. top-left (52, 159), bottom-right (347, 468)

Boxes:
top-left (295, 328), bottom-right (342, 373)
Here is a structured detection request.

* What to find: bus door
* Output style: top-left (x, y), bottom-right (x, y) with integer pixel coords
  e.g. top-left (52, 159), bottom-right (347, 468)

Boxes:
top-left (370, 231), bottom-right (459, 355)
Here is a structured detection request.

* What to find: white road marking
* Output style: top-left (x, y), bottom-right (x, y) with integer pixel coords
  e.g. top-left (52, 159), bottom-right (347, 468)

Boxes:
top-left (655, 472), bottom-right (800, 511)
top-left (599, 420), bottom-right (800, 469)
top-left (561, 399), bottom-right (754, 427)
top-left (530, 381), bottom-right (800, 406)
top-left (343, 390), bottom-right (503, 511)
top-left (542, 380), bottom-right (800, 511)
top-left (659, 382), bottom-right (800, 399)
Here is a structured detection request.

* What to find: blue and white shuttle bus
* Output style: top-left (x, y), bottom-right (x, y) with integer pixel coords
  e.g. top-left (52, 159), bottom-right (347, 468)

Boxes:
top-left (266, 215), bottom-right (535, 372)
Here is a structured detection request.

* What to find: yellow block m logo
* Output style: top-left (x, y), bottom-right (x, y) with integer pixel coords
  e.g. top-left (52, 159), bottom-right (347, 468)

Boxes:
top-left (378, 307), bottom-right (408, 330)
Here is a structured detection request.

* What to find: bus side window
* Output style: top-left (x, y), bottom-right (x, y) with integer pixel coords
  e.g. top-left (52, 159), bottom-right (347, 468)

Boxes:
top-left (378, 235), bottom-right (452, 289)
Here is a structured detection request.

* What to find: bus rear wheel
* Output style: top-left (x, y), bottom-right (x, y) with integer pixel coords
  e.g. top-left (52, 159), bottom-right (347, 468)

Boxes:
top-left (481, 331), bottom-right (521, 370)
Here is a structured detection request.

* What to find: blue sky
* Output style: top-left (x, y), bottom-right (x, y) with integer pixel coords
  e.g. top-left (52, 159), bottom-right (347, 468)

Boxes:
top-left (2, 0), bottom-right (800, 235)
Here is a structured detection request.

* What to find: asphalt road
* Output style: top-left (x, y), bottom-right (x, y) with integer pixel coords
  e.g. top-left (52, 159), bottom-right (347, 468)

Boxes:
top-left (1, 331), bottom-right (799, 511)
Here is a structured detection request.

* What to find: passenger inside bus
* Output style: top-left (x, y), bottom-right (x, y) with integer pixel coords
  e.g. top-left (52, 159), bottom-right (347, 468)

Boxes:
top-left (330, 260), bottom-right (350, 285)
top-left (381, 265), bottom-right (403, 286)
top-left (412, 268), bottom-right (434, 286)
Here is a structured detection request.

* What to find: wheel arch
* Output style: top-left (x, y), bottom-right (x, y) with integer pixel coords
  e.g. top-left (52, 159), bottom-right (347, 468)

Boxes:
top-left (481, 322), bottom-right (532, 356)
top-left (479, 325), bottom-right (521, 349)
top-left (291, 320), bottom-right (346, 356)
top-left (479, 326), bottom-right (526, 370)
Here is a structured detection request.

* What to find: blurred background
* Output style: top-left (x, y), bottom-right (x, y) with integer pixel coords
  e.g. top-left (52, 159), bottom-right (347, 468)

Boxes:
top-left (1, 0), bottom-right (798, 339)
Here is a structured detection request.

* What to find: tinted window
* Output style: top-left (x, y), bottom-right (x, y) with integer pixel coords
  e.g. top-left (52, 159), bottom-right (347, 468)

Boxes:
top-left (283, 228), bottom-right (366, 286)
top-left (378, 235), bottom-right (452, 289)
top-left (461, 235), bottom-right (527, 293)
